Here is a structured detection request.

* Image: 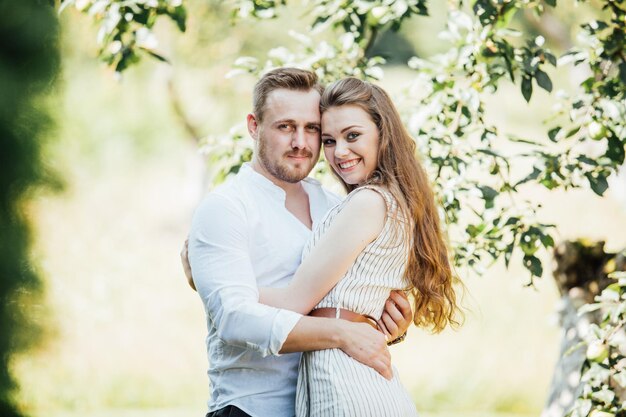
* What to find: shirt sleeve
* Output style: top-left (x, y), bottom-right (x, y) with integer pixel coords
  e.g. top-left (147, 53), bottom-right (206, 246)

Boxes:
top-left (188, 193), bottom-right (302, 357)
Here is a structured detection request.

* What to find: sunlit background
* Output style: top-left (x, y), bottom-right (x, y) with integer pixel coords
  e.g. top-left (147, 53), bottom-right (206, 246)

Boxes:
top-left (13, 2), bottom-right (626, 417)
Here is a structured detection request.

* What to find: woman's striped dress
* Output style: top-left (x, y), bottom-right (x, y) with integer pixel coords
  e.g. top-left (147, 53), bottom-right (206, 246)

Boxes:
top-left (295, 185), bottom-right (419, 417)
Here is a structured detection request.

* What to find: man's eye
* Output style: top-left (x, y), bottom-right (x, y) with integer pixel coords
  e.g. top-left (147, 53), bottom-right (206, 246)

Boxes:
top-left (278, 124), bottom-right (292, 130)
top-left (307, 125), bottom-right (321, 132)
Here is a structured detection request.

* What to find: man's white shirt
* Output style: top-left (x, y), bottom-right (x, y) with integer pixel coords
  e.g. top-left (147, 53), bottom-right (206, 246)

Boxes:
top-left (188, 163), bottom-right (341, 417)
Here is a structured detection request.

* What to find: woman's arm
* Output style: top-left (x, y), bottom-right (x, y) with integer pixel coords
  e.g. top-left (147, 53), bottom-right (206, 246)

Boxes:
top-left (259, 188), bottom-right (386, 314)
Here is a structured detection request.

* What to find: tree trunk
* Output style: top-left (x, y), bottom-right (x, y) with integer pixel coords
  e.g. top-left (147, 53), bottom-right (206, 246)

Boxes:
top-left (541, 240), bottom-right (625, 417)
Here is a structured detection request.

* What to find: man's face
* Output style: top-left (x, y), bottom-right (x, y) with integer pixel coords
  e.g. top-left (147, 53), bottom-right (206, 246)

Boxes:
top-left (249, 88), bottom-right (321, 184)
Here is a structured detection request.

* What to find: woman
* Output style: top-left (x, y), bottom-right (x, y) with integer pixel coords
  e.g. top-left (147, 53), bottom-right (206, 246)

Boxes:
top-left (259, 77), bottom-right (462, 416)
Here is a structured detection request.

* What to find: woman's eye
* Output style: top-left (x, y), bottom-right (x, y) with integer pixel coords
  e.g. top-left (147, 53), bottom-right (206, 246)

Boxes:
top-left (347, 132), bottom-right (360, 140)
top-left (322, 138), bottom-right (335, 146)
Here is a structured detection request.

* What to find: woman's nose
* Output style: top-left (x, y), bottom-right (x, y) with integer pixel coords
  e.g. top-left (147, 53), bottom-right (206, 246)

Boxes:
top-left (335, 140), bottom-right (349, 158)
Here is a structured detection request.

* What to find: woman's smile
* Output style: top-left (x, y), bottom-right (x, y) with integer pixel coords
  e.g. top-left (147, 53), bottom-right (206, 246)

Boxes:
top-left (321, 104), bottom-right (379, 185)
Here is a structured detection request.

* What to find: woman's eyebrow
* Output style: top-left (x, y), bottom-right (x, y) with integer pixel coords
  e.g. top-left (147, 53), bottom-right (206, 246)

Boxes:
top-left (340, 125), bottom-right (362, 133)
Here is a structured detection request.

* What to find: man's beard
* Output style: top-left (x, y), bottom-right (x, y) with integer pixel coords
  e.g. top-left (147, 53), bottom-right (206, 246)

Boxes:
top-left (258, 139), bottom-right (314, 183)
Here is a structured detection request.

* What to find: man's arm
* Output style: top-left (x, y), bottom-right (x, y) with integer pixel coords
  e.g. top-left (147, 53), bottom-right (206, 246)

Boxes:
top-left (188, 193), bottom-right (392, 378)
top-left (281, 316), bottom-right (392, 380)
top-left (181, 233), bottom-right (412, 341)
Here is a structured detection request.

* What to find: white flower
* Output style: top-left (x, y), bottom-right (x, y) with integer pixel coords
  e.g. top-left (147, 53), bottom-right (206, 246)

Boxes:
top-left (340, 32), bottom-right (355, 51)
top-left (108, 40), bottom-right (122, 54)
top-left (391, 0), bottom-right (408, 17)
top-left (535, 35), bottom-right (545, 47)
top-left (135, 27), bottom-right (158, 50)
top-left (75, 0), bottom-right (91, 11)
top-left (257, 8), bottom-right (275, 19)
top-left (288, 31), bottom-right (312, 46)
top-left (238, 1), bottom-right (253, 19)
top-left (233, 56), bottom-right (258, 67)
top-left (371, 6), bottom-right (387, 19)
top-left (268, 47), bottom-right (293, 63)
top-left (364, 66), bottom-right (384, 80)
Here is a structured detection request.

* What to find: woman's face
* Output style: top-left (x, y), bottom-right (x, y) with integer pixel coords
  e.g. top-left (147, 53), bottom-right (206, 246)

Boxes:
top-left (321, 104), bottom-right (379, 186)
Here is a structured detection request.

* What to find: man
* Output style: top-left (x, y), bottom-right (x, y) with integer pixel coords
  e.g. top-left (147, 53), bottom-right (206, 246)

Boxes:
top-left (186, 68), bottom-right (411, 417)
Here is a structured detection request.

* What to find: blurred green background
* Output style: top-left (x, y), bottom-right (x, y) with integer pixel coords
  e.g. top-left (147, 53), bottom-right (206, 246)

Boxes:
top-left (11, 1), bottom-right (626, 417)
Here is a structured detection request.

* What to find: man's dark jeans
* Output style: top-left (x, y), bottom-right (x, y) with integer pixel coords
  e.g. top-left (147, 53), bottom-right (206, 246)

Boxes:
top-left (207, 405), bottom-right (252, 417)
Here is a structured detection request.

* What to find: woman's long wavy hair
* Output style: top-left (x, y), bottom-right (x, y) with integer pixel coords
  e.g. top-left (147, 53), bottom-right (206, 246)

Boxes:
top-left (320, 78), bottom-right (462, 333)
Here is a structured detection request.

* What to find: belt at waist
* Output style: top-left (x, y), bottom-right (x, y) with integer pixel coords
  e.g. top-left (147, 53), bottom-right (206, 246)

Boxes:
top-left (309, 307), bottom-right (378, 330)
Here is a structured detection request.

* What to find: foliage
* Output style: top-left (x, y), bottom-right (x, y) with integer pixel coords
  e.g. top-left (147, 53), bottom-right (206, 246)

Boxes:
top-left (0, 0), bottom-right (60, 415)
top-left (567, 271), bottom-right (626, 417)
top-left (60, 0), bottom-right (625, 280)
top-left (59, 0), bottom-right (186, 72)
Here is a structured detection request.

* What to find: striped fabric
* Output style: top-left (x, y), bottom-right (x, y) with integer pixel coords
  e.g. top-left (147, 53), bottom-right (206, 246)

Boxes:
top-left (296, 185), bottom-right (419, 417)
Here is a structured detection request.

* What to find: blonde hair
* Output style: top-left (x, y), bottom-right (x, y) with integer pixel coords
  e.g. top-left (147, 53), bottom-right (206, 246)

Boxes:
top-left (320, 78), bottom-right (462, 332)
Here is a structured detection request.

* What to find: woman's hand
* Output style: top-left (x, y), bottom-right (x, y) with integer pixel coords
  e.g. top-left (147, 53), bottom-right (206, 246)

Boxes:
top-left (377, 290), bottom-right (412, 341)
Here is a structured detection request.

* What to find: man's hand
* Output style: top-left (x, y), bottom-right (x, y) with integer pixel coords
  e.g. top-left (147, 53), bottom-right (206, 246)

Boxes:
top-left (377, 290), bottom-right (412, 341)
top-left (338, 320), bottom-right (392, 380)
top-left (180, 238), bottom-right (196, 291)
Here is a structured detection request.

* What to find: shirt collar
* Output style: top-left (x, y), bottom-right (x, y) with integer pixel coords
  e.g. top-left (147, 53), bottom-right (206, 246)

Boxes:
top-left (239, 163), bottom-right (286, 201)
top-left (239, 163), bottom-right (330, 225)
top-left (240, 163), bottom-right (323, 197)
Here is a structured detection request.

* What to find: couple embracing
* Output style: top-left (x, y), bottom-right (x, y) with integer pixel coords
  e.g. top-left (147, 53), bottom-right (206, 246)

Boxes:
top-left (183, 68), bottom-right (462, 417)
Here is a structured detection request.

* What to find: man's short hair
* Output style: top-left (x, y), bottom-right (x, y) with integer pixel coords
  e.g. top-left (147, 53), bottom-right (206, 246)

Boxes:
top-left (253, 67), bottom-right (323, 122)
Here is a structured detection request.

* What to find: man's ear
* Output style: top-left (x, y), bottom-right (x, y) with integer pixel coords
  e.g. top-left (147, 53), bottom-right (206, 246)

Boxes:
top-left (247, 113), bottom-right (259, 140)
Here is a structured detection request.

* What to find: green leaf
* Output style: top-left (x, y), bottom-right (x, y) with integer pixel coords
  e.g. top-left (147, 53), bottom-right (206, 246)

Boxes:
top-left (619, 62), bottom-right (626, 86)
top-left (467, 223), bottom-right (486, 238)
top-left (545, 52), bottom-right (557, 66)
top-left (566, 126), bottom-right (581, 138)
top-left (544, 0), bottom-right (556, 6)
top-left (172, 6), bottom-right (187, 32)
top-left (535, 69), bottom-right (553, 92)
top-left (523, 255), bottom-right (543, 277)
top-left (604, 136), bottom-right (625, 165)
top-left (521, 76), bottom-right (533, 102)
top-left (515, 167), bottom-right (542, 187)
top-left (509, 136), bottom-right (542, 146)
top-left (540, 233), bottom-right (555, 248)
top-left (548, 127), bottom-right (561, 142)
top-left (145, 50), bottom-right (170, 63)
top-left (577, 155), bottom-right (598, 166)
top-left (585, 172), bottom-right (609, 196)
top-left (479, 186), bottom-right (498, 209)
top-left (477, 148), bottom-right (503, 158)
top-left (505, 216), bottom-right (520, 226)
top-left (504, 243), bottom-right (514, 268)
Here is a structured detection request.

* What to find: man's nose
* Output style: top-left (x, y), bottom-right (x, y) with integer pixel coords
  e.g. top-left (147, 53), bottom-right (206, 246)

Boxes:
top-left (291, 128), bottom-right (306, 149)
